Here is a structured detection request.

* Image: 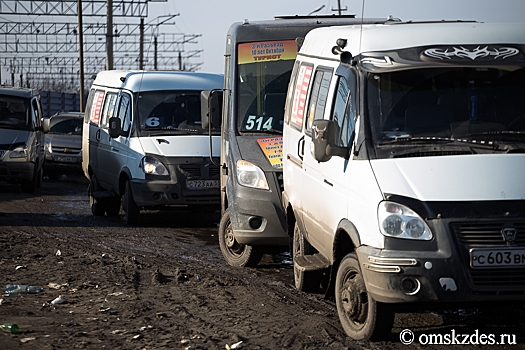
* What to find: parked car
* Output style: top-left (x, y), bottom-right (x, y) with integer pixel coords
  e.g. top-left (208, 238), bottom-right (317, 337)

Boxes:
top-left (0, 87), bottom-right (48, 192)
top-left (44, 111), bottom-right (83, 179)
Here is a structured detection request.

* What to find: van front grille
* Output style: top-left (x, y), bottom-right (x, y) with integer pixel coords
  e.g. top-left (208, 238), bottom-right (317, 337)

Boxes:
top-left (451, 221), bottom-right (525, 246)
top-left (178, 164), bottom-right (220, 179)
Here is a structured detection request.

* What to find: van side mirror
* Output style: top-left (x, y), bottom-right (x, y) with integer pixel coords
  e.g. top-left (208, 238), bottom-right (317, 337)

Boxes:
top-left (109, 117), bottom-right (128, 138)
top-left (42, 118), bottom-right (50, 133)
top-left (312, 120), bottom-right (349, 162)
top-left (201, 89), bottom-right (223, 129)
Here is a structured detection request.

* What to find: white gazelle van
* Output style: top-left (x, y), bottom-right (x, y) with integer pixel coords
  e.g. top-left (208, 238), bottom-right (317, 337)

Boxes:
top-left (82, 70), bottom-right (224, 224)
top-left (282, 21), bottom-right (525, 340)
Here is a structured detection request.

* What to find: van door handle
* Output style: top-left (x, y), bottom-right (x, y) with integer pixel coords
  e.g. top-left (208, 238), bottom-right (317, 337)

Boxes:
top-left (96, 129), bottom-right (101, 141)
top-left (298, 136), bottom-right (305, 160)
top-left (324, 179), bottom-right (333, 187)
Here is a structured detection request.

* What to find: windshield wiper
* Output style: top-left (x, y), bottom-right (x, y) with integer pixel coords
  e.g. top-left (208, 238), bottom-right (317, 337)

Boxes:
top-left (147, 129), bottom-right (192, 136)
top-left (465, 131), bottom-right (525, 141)
top-left (0, 124), bottom-right (26, 131)
top-left (378, 136), bottom-right (499, 149)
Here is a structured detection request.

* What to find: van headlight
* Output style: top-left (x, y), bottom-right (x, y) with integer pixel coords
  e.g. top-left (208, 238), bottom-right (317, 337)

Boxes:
top-left (9, 146), bottom-right (28, 159)
top-left (142, 156), bottom-right (169, 176)
top-left (236, 159), bottom-right (269, 190)
top-left (378, 201), bottom-right (432, 240)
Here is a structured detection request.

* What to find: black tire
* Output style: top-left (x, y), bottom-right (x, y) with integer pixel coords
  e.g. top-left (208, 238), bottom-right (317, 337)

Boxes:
top-left (106, 195), bottom-right (121, 216)
top-left (293, 221), bottom-right (322, 292)
top-left (122, 180), bottom-right (140, 225)
top-left (335, 253), bottom-right (394, 341)
top-left (218, 209), bottom-right (262, 267)
top-left (36, 167), bottom-right (43, 188)
top-left (88, 174), bottom-right (107, 216)
top-left (21, 166), bottom-right (39, 193)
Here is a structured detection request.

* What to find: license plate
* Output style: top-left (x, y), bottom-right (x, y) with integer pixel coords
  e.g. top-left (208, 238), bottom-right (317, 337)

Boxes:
top-left (54, 156), bottom-right (77, 163)
top-left (186, 179), bottom-right (219, 189)
top-left (470, 248), bottom-right (525, 268)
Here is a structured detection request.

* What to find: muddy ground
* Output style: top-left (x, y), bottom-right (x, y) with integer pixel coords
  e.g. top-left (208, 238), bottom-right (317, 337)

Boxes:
top-left (1, 174), bottom-right (525, 349)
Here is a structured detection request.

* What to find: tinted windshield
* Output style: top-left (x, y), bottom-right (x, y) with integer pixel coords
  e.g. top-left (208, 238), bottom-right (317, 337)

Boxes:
top-left (0, 95), bottom-right (30, 131)
top-left (237, 40), bottom-right (298, 133)
top-left (137, 90), bottom-right (214, 135)
top-left (367, 67), bottom-right (525, 145)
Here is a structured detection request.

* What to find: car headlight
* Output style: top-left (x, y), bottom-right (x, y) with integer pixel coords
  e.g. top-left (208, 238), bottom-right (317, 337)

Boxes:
top-left (9, 146), bottom-right (28, 159)
top-left (378, 201), bottom-right (432, 240)
top-left (236, 159), bottom-right (269, 190)
top-left (46, 142), bottom-right (52, 153)
top-left (142, 156), bottom-right (169, 176)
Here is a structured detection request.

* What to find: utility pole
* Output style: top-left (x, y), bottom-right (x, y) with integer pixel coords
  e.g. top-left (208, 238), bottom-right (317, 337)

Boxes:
top-left (154, 36), bottom-right (158, 70)
top-left (331, 0), bottom-right (347, 15)
top-left (139, 17), bottom-right (144, 70)
top-left (78, 0), bottom-right (85, 111)
top-left (106, 0), bottom-right (114, 70)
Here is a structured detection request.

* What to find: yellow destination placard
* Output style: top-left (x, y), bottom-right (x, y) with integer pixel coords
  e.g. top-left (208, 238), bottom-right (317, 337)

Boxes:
top-left (238, 40), bottom-right (298, 65)
top-left (257, 137), bottom-right (283, 169)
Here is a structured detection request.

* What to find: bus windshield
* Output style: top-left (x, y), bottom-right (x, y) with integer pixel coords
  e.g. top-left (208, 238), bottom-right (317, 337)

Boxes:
top-left (237, 40), bottom-right (298, 133)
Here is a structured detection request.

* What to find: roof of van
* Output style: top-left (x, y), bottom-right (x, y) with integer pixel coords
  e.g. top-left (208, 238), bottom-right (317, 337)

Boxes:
top-left (91, 70), bottom-right (224, 92)
top-left (299, 21), bottom-right (525, 68)
top-left (0, 87), bottom-right (39, 98)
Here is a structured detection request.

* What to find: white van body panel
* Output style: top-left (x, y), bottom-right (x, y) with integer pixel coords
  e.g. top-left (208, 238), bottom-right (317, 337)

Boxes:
top-left (138, 136), bottom-right (221, 158)
top-left (371, 154), bottom-right (525, 201)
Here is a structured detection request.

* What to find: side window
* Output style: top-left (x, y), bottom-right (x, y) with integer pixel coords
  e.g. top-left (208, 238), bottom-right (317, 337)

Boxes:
top-left (331, 76), bottom-right (356, 147)
top-left (100, 92), bottom-right (117, 128)
top-left (290, 64), bottom-right (313, 131)
top-left (84, 89), bottom-right (96, 124)
top-left (89, 90), bottom-right (105, 125)
top-left (31, 98), bottom-right (41, 127)
top-left (116, 93), bottom-right (132, 133)
top-left (306, 69), bottom-right (332, 132)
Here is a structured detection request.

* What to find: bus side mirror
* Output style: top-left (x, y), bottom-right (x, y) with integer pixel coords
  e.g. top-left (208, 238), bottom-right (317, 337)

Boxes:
top-left (201, 89), bottom-right (223, 129)
top-left (109, 117), bottom-right (128, 138)
top-left (312, 120), bottom-right (348, 162)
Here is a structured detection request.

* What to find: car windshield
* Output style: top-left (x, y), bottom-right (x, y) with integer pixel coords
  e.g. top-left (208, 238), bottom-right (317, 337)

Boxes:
top-left (0, 95), bottom-right (30, 131)
top-left (50, 118), bottom-right (83, 135)
top-left (236, 40), bottom-right (297, 134)
top-left (367, 67), bottom-right (525, 146)
top-left (137, 90), bottom-right (214, 135)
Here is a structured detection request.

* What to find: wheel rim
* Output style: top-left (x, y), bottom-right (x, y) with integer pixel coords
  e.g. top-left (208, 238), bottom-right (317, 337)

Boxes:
top-left (340, 270), bottom-right (368, 326)
top-left (223, 220), bottom-right (245, 256)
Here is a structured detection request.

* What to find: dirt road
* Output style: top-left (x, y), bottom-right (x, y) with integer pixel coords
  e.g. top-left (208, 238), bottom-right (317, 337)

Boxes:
top-left (1, 175), bottom-right (524, 349)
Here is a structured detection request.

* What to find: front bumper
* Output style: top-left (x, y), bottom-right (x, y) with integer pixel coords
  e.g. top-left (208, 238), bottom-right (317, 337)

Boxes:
top-left (0, 161), bottom-right (34, 182)
top-left (357, 217), bottom-right (525, 305)
top-left (228, 171), bottom-right (288, 246)
top-left (131, 178), bottom-right (220, 208)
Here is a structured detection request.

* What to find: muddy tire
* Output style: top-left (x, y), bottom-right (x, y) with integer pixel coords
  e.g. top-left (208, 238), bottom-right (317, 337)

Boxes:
top-left (106, 195), bottom-right (121, 216)
top-left (293, 221), bottom-right (322, 292)
top-left (88, 174), bottom-right (107, 216)
top-left (218, 209), bottom-right (262, 267)
top-left (122, 180), bottom-right (140, 224)
top-left (21, 166), bottom-right (39, 193)
top-left (335, 253), bottom-right (394, 341)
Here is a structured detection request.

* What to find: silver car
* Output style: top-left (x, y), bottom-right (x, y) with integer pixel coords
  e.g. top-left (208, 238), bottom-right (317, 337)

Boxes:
top-left (44, 111), bottom-right (83, 179)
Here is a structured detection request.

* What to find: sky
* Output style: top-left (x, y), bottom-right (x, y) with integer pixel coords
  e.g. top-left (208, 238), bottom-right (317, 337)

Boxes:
top-left (145, 0), bottom-right (525, 75)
